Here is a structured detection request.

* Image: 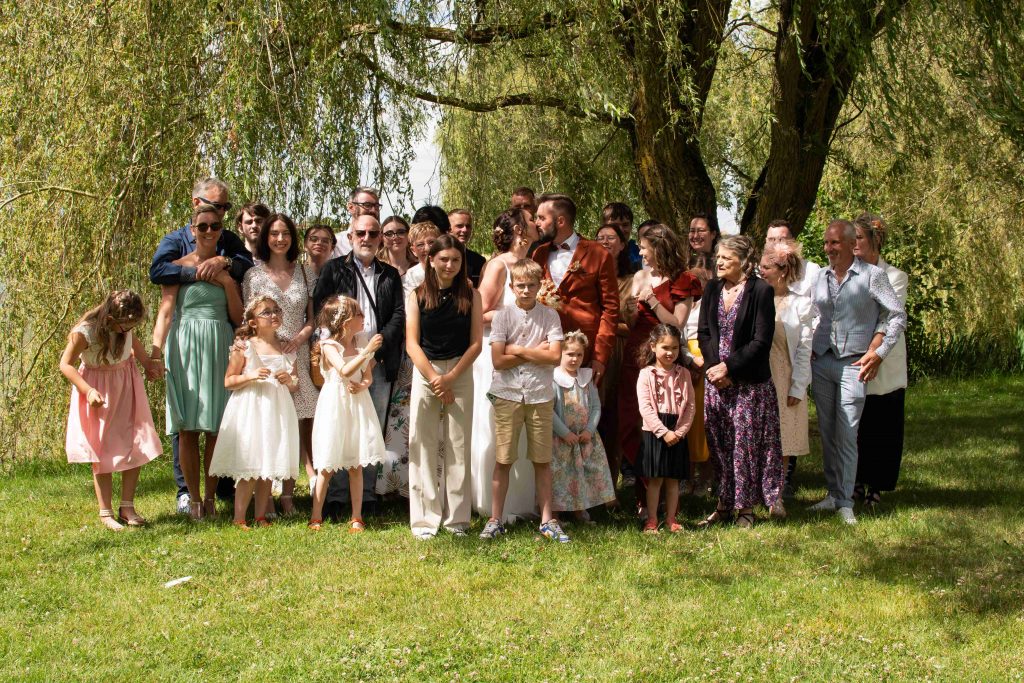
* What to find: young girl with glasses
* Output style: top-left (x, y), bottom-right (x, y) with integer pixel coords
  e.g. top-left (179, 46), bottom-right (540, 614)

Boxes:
top-left (208, 296), bottom-right (300, 529)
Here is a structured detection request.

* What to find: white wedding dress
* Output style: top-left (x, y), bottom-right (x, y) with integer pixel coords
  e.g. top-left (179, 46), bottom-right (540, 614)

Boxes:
top-left (470, 261), bottom-right (538, 523)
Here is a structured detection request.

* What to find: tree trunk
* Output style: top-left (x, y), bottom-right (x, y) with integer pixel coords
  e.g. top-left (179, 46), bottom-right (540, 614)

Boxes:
top-left (741, 0), bottom-right (909, 241)
top-left (620, 0), bottom-right (731, 234)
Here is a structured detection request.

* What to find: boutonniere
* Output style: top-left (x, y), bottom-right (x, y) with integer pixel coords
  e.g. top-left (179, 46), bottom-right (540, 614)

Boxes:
top-left (537, 277), bottom-right (564, 311)
top-left (566, 260), bottom-right (584, 275)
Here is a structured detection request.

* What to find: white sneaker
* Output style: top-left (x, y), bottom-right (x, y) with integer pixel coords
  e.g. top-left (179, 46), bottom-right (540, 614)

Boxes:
top-left (837, 507), bottom-right (857, 525)
top-left (176, 493), bottom-right (191, 515)
top-left (808, 495), bottom-right (836, 511)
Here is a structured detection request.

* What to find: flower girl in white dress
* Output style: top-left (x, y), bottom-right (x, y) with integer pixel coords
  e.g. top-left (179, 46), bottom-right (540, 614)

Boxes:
top-left (209, 296), bottom-right (300, 529)
top-left (309, 296), bottom-right (385, 532)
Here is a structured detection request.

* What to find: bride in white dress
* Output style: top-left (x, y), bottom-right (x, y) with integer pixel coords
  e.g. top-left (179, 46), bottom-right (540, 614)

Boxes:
top-left (471, 208), bottom-right (541, 523)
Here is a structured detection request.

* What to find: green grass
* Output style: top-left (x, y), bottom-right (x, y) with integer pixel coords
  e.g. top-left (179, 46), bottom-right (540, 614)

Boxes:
top-left (2, 375), bottom-right (1023, 681)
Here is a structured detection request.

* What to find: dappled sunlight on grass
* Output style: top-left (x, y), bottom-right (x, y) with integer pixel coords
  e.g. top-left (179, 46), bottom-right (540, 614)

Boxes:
top-left (1, 376), bottom-right (1023, 680)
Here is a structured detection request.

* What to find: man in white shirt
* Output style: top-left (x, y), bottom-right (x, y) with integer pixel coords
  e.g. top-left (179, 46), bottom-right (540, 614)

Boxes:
top-left (332, 186), bottom-right (382, 259)
top-left (765, 219), bottom-right (821, 297)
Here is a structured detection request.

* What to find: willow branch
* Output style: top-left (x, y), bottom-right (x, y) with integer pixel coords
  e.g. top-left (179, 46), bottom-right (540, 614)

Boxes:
top-left (0, 186), bottom-right (103, 212)
top-left (345, 13), bottom-right (576, 44)
top-left (354, 54), bottom-right (631, 130)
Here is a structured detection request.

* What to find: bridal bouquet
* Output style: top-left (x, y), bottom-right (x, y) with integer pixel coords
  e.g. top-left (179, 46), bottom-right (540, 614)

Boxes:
top-left (537, 278), bottom-right (563, 311)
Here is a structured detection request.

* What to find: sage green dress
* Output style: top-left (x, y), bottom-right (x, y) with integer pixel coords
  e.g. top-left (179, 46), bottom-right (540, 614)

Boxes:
top-left (165, 282), bottom-right (233, 434)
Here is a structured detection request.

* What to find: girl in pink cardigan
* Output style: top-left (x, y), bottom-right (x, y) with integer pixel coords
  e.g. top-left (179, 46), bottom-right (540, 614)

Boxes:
top-left (636, 324), bottom-right (695, 533)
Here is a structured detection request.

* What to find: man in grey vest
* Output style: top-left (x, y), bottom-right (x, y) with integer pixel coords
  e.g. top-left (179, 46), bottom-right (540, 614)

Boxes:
top-left (808, 220), bottom-right (906, 524)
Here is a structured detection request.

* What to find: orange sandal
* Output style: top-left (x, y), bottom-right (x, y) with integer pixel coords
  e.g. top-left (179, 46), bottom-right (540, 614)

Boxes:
top-left (348, 518), bottom-right (365, 534)
top-left (307, 519), bottom-right (323, 531)
top-left (666, 519), bottom-right (684, 533)
top-left (254, 517), bottom-right (272, 528)
top-left (642, 519), bottom-right (660, 535)
top-left (233, 520), bottom-right (252, 531)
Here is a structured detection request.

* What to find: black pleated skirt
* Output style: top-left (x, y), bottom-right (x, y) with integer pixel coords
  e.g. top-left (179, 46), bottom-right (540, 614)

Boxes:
top-left (856, 389), bottom-right (906, 491)
top-left (637, 412), bottom-right (689, 479)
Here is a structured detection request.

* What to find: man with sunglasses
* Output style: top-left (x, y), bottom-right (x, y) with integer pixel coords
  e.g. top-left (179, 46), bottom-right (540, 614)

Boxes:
top-left (331, 186), bottom-right (382, 259)
top-left (149, 178), bottom-right (255, 515)
top-left (313, 214), bottom-right (405, 517)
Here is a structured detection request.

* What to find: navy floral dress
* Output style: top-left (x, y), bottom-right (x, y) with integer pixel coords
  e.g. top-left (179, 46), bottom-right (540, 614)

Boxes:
top-left (704, 287), bottom-right (784, 509)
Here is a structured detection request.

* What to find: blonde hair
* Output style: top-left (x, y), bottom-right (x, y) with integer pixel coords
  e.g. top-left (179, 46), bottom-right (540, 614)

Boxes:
top-left (316, 295), bottom-right (360, 339)
top-left (563, 330), bottom-right (589, 351)
top-left (235, 296), bottom-right (279, 340)
top-left (509, 258), bottom-right (543, 284)
top-left (762, 240), bottom-right (803, 286)
top-left (409, 221), bottom-right (440, 245)
top-left (73, 290), bottom-right (146, 362)
top-left (854, 212), bottom-right (888, 252)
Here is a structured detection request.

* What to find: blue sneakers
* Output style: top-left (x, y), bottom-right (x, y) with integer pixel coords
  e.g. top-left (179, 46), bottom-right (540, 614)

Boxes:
top-left (479, 519), bottom-right (506, 539)
top-left (539, 519), bottom-right (570, 543)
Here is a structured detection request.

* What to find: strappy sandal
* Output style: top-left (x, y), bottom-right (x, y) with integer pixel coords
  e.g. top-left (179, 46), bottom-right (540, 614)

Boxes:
top-left (697, 508), bottom-right (734, 528)
top-left (189, 500), bottom-right (204, 521)
top-left (736, 511), bottom-right (756, 529)
top-left (853, 483), bottom-right (866, 503)
top-left (254, 516), bottom-right (272, 528)
top-left (203, 497), bottom-right (217, 518)
top-left (665, 518), bottom-right (684, 533)
top-left (233, 520), bottom-right (252, 531)
top-left (99, 509), bottom-right (124, 532)
top-left (864, 490), bottom-right (882, 511)
top-left (348, 518), bottom-right (365, 534)
top-left (307, 518), bottom-right (323, 531)
top-left (117, 501), bottom-right (146, 527)
top-left (642, 519), bottom-right (660, 534)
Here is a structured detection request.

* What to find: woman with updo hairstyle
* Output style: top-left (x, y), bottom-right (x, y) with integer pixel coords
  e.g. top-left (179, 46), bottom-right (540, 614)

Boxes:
top-left (853, 212), bottom-right (909, 509)
top-left (618, 224), bottom-right (702, 511)
top-left (759, 239), bottom-right (814, 507)
top-left (469, 207), bottom-right (542, 520)
top-left (697, 235), bottom-right (783, 528)
top-left (594, 221), bottom-right (640, 493)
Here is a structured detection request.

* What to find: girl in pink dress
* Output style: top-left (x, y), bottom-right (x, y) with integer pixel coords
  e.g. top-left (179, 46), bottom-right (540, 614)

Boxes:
top-left (60, 291), bottom-right (164, 531)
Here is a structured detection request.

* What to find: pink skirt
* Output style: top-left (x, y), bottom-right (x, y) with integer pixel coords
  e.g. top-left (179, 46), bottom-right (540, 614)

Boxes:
top-left (65, 358), bottom-right (162, 474)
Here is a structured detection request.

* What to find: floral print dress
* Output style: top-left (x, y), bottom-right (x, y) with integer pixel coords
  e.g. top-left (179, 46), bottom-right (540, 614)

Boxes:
top-left (703, 286), bottom-right (784, 509)
top-left (551, 368), bottom-right (617, 512)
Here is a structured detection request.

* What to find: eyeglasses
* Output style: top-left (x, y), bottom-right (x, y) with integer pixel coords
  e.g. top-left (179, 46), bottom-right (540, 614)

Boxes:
top-left (256, 308), bottom-right (283, 318)
top-left (595, 234), bottom-right (620, 243)
top-left (383, 229), bottom-right (409, 239)
top-left (198, 196), bottom-right (232, 212)
top-left (306, 236), bottom-right (333, 246)
top-left (351, 201), bottom-right (381, 210)
top-left (194, 222), bottom-right (223, 233)
top-left (353, 229), bottom-right (381, 239)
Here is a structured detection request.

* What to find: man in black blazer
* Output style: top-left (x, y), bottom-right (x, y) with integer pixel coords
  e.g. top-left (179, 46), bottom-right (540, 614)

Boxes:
top-left (312, 215), bottom-right (406, 511)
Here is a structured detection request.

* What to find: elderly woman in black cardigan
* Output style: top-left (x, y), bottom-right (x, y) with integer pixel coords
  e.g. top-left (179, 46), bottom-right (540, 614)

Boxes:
top-left (697, 235), bottom-right (784, 528)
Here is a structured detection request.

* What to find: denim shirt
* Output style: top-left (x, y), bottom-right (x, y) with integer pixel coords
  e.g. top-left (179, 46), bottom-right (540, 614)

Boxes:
top-left (149, 224), bottom-right (253, 285)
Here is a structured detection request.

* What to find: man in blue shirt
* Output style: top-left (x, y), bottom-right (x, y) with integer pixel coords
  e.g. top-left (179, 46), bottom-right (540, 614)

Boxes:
top-left (149, 178), bottom-right (254, 514)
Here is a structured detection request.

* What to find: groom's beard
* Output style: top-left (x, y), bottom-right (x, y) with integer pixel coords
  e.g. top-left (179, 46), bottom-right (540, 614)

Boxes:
top-left (536, 228), bottom-right (555, 244)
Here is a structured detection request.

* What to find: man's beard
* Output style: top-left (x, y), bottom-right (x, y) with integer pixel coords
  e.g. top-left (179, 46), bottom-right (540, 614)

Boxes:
top-left (536, 228), bottom-right (555, 245)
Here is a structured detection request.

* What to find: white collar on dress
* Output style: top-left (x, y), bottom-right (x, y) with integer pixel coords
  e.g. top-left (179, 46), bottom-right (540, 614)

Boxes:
top-left (553, 366), bottom-right (593, 388)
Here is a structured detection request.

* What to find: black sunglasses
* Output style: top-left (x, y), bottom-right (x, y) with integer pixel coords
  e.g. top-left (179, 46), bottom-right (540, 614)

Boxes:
top-left (194, 221), bottom-right (224, 233)
top-left (353, 229), bottom-right (381, 239)
top-left (198, 196), bottom-right (233, 212)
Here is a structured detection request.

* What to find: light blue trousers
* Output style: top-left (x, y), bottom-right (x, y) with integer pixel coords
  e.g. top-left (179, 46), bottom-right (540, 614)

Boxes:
top-left (811, 351), bottom-right (866, 509)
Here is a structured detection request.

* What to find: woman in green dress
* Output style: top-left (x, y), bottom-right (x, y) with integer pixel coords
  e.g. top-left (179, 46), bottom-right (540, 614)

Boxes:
top-left (152, 204), bottom-right (243, 520)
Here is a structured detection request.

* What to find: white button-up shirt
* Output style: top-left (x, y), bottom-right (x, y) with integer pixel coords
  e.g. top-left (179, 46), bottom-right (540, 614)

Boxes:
top-left (488, 302), bottom-right (564, 404)
top-left (546, 231), bottom-right (580, 287)
top-left (354, 259), bottom-right (378, 337)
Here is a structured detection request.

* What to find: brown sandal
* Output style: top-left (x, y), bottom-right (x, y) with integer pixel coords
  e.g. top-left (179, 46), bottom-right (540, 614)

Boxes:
top-left (697, 508), bottom-right (734, 528)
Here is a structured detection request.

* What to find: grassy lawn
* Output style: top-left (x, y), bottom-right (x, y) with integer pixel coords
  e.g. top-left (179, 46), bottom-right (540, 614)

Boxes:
top-left (1, 375), bottom-right (1023, 681)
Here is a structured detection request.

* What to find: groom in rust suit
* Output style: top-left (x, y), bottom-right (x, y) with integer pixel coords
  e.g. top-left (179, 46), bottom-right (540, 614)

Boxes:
top-left (531, 193), bottom-right (620, 383)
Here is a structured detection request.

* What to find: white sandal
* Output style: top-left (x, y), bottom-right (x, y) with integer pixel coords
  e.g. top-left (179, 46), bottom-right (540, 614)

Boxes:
top-left (99, 509), bottom-right (124, 532)
top-left (118, 501), bottom-right (146, 527)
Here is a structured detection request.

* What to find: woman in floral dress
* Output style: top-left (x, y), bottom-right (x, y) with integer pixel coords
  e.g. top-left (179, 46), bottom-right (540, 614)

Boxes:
top-left (697, 236), bottom-right (783, 528)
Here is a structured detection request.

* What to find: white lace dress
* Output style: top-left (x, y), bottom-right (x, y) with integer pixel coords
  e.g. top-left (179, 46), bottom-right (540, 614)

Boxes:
top-left (311, 340), bottom-right (385, 472)
top-left (242, 263), bottom-right (319, 419)
top-left (470, 260), bottom-right (537, 522)
top-left (209, 341), bottom-right (300, 480)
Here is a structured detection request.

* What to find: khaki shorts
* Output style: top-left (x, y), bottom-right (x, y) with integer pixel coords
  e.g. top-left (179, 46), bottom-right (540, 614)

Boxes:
top-left (491, 397), bottom-right (554, 465)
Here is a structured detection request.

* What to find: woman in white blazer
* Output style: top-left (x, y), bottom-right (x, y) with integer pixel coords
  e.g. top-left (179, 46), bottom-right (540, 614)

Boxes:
top-left (759, 240), bottom-right (815, 507)
top-left (853, 214), bottom-right (909, 509)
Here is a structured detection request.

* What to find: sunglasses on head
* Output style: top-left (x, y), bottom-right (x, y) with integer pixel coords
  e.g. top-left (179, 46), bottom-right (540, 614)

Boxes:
top-left (197, 196), bottom-right (232, 212)
top-left (194, 221), bottom-right (223, 233)
top-left (353, 229), bottom-right (381, 239)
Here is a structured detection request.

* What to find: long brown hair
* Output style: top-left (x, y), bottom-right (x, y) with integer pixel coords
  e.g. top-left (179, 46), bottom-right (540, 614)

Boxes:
top-left (73, 290), bottom-right (146, 362)
top-left (641, 224), bottom-right (690, 278)
top-left (416, 234), bottom-right (473, 315)
top-left (316, 295), bottom-right (361, 340)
